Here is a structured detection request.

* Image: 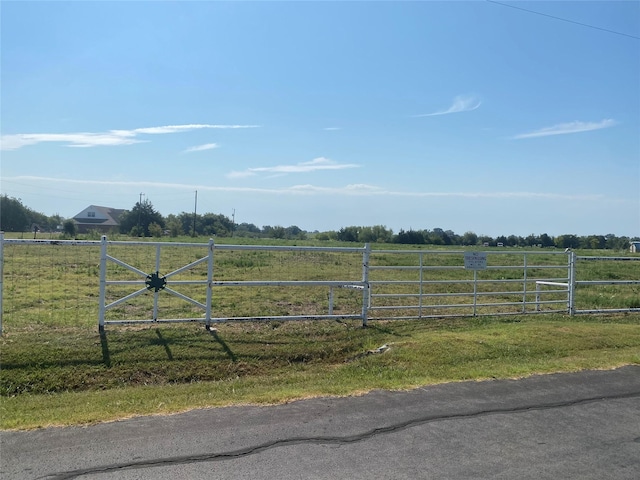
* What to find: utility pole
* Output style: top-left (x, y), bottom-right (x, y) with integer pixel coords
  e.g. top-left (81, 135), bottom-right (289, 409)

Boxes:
top-left (231, 208), bottom-right (235, 237)
top-left (192, 190), bottom-right (198, 237)
top-left (137, 192), bottom-right (144, 235)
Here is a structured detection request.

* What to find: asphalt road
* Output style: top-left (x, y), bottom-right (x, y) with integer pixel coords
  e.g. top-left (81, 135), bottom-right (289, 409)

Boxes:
top-left (2, 366), bottom-right (639, 480)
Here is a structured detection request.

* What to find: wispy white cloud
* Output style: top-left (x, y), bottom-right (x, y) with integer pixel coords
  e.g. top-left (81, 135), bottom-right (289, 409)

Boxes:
top-left (0, 124), bottom-right (259, 150)
top-left (0, 132), bottom-right (144, 150)
top-left (323, 127), bottom-right (341, 131)
top-left (282, 184), bottom-right (604, 200)
top-left (133, 124), bottom-right (257, 135)
top-left (183, 143), bottom-right (219, 153)
top-left (226, 157), bottom-right (360, 179)
top-left (6, 176), bottom-right (605, 201)
top-left (513, 119), bottom-right (617, 139)
top-left (413, 95), bottom-right (481, 117)
top-left (226, 170), bottom-right (257, 179)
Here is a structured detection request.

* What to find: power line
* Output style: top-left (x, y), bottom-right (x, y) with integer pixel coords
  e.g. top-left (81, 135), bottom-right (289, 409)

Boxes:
top-left (486, 0), bottom-right (640, 40)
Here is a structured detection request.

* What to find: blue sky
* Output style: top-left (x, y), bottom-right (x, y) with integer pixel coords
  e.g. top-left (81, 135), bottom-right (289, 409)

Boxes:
top-left (1, 0), bottom-right (639, 237)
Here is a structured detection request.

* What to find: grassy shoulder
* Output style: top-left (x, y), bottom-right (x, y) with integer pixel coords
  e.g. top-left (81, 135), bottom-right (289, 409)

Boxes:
top-left (2, 314), bottom-right (639, 430)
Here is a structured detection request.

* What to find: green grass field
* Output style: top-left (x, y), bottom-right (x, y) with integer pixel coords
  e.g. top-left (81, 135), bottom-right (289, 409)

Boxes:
top-left (1, 237), bottom-right (639, 430)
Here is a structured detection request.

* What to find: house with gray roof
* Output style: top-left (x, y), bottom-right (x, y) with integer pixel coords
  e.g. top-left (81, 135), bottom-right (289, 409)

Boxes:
top-left (73, 205), bottom-right (125, 234)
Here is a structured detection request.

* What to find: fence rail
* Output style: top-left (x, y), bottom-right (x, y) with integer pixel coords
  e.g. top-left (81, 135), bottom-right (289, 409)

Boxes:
top-left (1, 233), bottom-right (639, 333)
top-left (367, 249), bottom-right (571, 319)
top-left (572, 255), bottom-right (640, 314)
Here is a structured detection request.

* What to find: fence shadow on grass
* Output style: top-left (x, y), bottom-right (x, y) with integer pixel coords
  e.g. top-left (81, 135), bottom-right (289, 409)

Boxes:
top-left (153, 328), bottom-right (174, 361)
top-left (208, 328), bottom-right (237, 362)
top-left (99, 329), bottom-right (177, 367)
top-left (99, 331), bottom-right (111, 368)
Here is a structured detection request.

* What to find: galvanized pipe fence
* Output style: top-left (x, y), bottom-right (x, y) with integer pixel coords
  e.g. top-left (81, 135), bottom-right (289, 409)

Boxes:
top-left (1, 233), bottom-right (639, 334)
top-left (367, 249), bottom-right (572, 319)
top-left (572, 255), bottom-right (640, 314)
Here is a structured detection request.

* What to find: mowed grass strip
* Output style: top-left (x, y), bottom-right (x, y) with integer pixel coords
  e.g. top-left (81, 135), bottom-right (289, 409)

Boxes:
top-left (1, 313), bottom-right (639, 430)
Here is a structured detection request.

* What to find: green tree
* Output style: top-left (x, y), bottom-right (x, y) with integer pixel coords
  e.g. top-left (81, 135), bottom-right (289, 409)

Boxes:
top-left (62, 219), bottom-right (77, 238)
top-left (118, 199), bottom-right (165, 237)
top-left (337, 226), bottom-right (360, 242)
top-left (201, 213), bottom-right (234, 236)
top-left (372, 225), bottom-right (393, 243)
top-left (462, 231), bottom-right (478, 246)
top-left (269, 226), bottom-right (286, 239)
top-left (177, 212), bottom-right (197, 236)
top-left (445, 230), bottom-right (461, 245)
top-left (589, 235), bottom-right (606, 249)
top-left (507, 235), bottom-right (524, 247)
top-left (148, 222), bottom-right (164, 237)
top-left (496, 235), bottom-right (508, 246)
top-left (478, 235), bottom-right (494, 246)
top-left (29, 210), bottom-right (48, 232)
top-left (394, 229), bottom-right (425, 245)
top-left (429, 228), bottom-right (452, 245)
top-left (358, 225), bottom-right (393, 243)
top-left (47, 214), bottom-right (64, 232)
top-left (165, 214), bottom-right (183, 237)
top-left (0, 195), bottom-right (53, 233)
top-left (525, 234), bottom-right (540, 247)
top-left (0, 195), bottom-right (30, 232)
top-left (604, 234), bottom-right (630, 251)
top-left (539, 233), bottom-right (554, 248)
top-left (555, 234), bottom-right (580, 249)
top-left (235, 222), bottom-right (261, 238)
top-left (285, 225), bottom-right (304, 239)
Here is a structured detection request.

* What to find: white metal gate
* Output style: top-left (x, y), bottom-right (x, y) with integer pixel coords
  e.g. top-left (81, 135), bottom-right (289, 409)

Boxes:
top-left (98, 237), bottom-right (215, 332)
top-left (572, 255), bottom-right (640, 314)
top-left (98, 237), bottom-right (370, 331)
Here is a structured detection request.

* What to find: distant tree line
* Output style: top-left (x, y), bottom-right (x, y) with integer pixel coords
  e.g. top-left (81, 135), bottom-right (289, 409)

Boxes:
top-left (325, 226), bottom-right (635, 251)
top-left (0, 195), bottom-right (637, 250)
top-left (0, 195), bottom-right (67, 234)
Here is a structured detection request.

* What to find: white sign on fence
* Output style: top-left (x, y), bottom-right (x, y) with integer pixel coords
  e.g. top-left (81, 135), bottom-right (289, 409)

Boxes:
top-left (464, 251), bottom-right (487, 270)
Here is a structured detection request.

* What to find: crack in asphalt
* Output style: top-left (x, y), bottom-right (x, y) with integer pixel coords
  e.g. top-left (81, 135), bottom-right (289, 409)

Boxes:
top-left (38, 390), bottom-right (640, 480)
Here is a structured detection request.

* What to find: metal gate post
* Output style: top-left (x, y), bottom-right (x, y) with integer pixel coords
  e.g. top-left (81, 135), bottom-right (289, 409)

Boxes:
top-left (0, 232), bottom-right (4, 335)
top-left (98, 235), bottom-right (108, 332)
top-left (522, 253), bottom-right (528, 313)
top-left (152, 244), bottom-right (162, 321)
top-left (568, 251), bottom-right (576, 315)
top-left (361, 243), bottom-right (371, 327)
top-left (205, 238), bottom-right (214, 330)
top-left (472, 270), bottom-right (478, 316)
top-left (418, 252), bottom-right (424, 318)
top-left (328, 287), bottom-right (334, 315)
